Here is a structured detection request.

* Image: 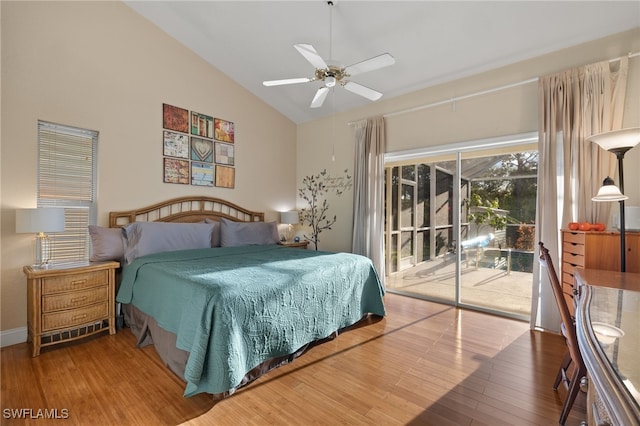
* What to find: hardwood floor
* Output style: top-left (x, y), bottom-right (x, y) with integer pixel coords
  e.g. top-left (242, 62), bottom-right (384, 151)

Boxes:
top-left (1, 293), bottom-right (586, 425)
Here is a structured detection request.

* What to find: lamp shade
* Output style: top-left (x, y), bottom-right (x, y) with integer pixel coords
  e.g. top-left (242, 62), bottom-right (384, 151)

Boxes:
top-left (588, 127), bottom-right (640, 151)
top-left (591, 177), bottom-right (628, 202)
top-left (280, 211), bottom-right (299, 225)
top-left (16, 208), bottom-right (65, 233)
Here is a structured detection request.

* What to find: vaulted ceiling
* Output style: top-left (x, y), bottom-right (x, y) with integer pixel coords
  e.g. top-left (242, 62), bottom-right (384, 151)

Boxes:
top-left (125, 1), bottom-right (640, 124)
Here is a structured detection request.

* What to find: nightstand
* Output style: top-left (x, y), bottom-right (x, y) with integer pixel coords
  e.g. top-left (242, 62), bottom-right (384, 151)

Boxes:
top-left (24, 261), bottom-right (119, 357)
top-left (278, 241), bottom-right (309, 249)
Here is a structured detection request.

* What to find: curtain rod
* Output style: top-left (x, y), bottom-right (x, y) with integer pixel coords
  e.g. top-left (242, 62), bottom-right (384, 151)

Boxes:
top-left (348, 51), bottom-right (639, 126)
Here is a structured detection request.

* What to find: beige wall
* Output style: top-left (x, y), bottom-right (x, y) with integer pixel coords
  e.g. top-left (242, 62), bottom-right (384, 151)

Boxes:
top-left (297, 28), bottom-right (640, 253)
top-left (1, 1), bottom-right (638, 336)
top-left (0, 2), bottom-right (297, 332)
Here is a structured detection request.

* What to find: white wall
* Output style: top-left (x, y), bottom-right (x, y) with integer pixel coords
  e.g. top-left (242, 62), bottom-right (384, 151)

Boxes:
top-left (297, 29), bottom-right (640, 253)
top-left (0, 1), bottom-right (297, 332)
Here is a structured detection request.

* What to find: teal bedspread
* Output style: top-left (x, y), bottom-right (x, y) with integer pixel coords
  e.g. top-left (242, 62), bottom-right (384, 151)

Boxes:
top-left (116, 245), bottom-right (385, 397)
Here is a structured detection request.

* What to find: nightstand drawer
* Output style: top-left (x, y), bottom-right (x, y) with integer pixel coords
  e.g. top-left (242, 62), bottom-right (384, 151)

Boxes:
top-left (42, 302), bottom-right (109, 331)
top-left (43, 270), bottom-right (108, 294)
top-left (42, 285), bottom-right (108, 313)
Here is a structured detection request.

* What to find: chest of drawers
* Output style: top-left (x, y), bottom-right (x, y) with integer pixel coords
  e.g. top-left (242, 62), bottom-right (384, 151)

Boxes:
top-left (561, 230), bottom-right (640, 315)
top-left (24, 261), bottom-right (119, 357)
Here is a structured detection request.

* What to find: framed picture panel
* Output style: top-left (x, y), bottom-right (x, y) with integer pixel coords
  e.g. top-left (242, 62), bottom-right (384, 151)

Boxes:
top-left (214, 118), bottom-right (235, 143)
top-left (191, 162), bottom-right (214, 187)
top-left (163, 157), bottom-right (190, 184)
top-left (215, 165), bottom-right (235, 188)
top-left (214, 142), bottom-right (235, 166)
top-left (191, 137), bottom-right (213, 163)
top-left (163, 130), bottom-right (189, 158)
top-left (191, 112), bottom-right (214, 139)
top-left (163, 104), bottom-right (189, 133)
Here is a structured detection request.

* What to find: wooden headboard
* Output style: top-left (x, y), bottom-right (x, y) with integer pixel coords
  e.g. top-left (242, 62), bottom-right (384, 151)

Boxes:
top-left (109, 196), bottom-right (264, 228)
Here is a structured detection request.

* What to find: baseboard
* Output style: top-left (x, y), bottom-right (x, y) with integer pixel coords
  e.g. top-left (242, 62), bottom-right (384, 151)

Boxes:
top-left (0, 327), bottom-right (28, 348)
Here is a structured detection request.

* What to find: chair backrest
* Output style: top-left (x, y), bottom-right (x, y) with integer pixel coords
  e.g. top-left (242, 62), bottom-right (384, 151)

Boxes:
top-left (538, 242), bottom-right (584, 365)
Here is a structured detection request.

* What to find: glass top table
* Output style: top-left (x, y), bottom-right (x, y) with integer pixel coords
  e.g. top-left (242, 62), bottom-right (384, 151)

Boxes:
top-left (575, 268), bottom-right (640, 425)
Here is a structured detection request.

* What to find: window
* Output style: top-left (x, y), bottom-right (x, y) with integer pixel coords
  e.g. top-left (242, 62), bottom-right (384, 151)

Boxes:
top-left (37, 121), bottom-right (98, 263)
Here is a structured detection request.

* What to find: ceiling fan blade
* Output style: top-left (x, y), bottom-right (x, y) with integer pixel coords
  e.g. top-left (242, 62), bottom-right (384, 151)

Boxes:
top-left (294, 44), bottom-right (328, 70)
top-left (343, 81), bottom-right (383, 101)
top-left (263, 77), bottom-right (311, 87)
top-left (345, 53), bottom-right (395, 77)
top-left (310, 87), bottom-right (330, 108)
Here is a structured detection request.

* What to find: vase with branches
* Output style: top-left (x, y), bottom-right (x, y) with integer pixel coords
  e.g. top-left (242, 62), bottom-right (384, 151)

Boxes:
top-left (298, 169), bottom-right (351, 250)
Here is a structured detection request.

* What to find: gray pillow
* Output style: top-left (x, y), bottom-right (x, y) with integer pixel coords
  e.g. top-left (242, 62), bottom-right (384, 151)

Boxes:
top-left (123, 221), bottom-right (215, 263)
top-left (88, 225), bottom-right (126, 262)
top-left (220, 218), bottom-right (279, 247)
top-left (203, 218), bottom-right (222, 247)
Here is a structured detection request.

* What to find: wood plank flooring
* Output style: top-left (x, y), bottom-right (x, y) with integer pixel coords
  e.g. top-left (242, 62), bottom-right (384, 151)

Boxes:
top-left (1, 293), bottom-right (586, 425)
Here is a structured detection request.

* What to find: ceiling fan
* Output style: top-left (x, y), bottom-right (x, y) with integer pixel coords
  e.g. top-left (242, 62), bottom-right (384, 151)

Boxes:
top-left (262, 2), bottom-right (395, 108)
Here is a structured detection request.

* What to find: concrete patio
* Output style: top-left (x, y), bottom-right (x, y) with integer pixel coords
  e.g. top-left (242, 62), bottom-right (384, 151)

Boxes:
top-left (386, 251), bottom-right (533, 319)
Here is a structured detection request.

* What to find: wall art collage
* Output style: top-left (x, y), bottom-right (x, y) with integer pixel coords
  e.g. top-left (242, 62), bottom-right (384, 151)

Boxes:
top-left (162, 103), bottom-right (236, 188)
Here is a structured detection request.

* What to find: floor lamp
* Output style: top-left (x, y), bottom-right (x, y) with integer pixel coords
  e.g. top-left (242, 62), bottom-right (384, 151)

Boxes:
top-left (589, 127), bottom-right (640, 272)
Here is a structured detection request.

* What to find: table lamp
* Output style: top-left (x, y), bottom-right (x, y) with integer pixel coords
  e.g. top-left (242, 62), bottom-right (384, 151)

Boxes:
top-left (589, 127), bottom-right (640, 272)
top-left (16, 207), bottom-right (65, 267)
top-left (280, 211), bottom-right (299, 242)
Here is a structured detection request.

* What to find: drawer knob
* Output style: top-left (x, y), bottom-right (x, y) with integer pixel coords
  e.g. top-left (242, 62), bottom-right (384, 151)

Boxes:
top-left (71, 279), bottom-right (87, 286)
top-left (72, 314), bottom-right (87, 321)
top-left (579, 376), bottom-right (588, 392)
top-left (71, 296), bottom-right (87, 304)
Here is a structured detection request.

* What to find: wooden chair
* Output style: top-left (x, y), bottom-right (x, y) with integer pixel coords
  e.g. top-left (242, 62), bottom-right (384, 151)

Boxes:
top-left (538, 241), bottom-right (586, 425)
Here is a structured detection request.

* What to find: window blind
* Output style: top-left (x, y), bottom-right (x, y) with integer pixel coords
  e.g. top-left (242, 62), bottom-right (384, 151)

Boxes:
top-left (37, 121), bottom-right (98, 264)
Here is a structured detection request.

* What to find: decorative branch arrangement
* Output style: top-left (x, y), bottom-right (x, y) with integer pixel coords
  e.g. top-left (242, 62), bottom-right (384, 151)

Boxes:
top-left (298, 169), bottom-right (352, 250)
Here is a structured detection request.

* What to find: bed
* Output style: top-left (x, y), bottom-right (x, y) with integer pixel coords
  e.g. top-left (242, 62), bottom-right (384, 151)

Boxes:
top-left (95, 197), bottom-right (385, 398)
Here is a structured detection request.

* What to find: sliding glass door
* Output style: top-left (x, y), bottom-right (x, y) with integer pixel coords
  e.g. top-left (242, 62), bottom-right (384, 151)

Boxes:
top-left (385, 135), bottom-right (538, 319)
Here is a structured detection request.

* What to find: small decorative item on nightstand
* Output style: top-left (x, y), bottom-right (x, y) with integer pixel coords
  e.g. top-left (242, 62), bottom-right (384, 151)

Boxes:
top-left (24, 261), bottom-right (119, 357)
top-left (278, 240), bottom-right (309, 249)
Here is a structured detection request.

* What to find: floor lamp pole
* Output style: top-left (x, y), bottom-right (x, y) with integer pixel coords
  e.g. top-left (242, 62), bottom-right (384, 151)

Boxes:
top-left (613, 148), bottom-right (627, 272)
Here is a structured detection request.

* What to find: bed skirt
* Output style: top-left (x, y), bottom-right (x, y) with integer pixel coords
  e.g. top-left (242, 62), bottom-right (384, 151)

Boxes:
top-left (122, 303), bottom-right (336, 399)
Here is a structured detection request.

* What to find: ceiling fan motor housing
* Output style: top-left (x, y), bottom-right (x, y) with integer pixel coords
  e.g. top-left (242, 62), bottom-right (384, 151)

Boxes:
top-left (315, 66), bottom-right (347, 86)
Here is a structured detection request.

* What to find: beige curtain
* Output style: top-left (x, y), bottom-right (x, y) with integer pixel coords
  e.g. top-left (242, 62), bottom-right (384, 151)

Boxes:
top-left (533, 58), bottom-right (628, 331)
top-left (352, 117), bottom-right (385, 286)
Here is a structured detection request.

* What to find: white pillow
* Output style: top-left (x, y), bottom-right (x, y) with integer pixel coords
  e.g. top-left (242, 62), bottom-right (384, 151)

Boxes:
top-left (123, 222), bottom-right (215, 263)
top-left (220, 218), bottom-right (279, 247)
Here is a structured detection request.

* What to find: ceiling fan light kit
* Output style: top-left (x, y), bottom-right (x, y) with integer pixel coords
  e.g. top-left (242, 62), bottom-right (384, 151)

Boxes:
top-left (262, 1), bottom-right (395, 109)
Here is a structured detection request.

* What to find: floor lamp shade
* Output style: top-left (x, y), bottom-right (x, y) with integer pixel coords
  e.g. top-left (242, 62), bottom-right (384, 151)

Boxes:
top-left (588, 128), bottom-right (640, 152)
top-left (16, 208), bottom-right (65, 267)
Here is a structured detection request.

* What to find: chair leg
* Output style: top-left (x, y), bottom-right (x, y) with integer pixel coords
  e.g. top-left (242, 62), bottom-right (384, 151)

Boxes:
top-left (559, 365), bottom-right (586, 425)
top-left (554, 350), bottom-right (572, 390)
